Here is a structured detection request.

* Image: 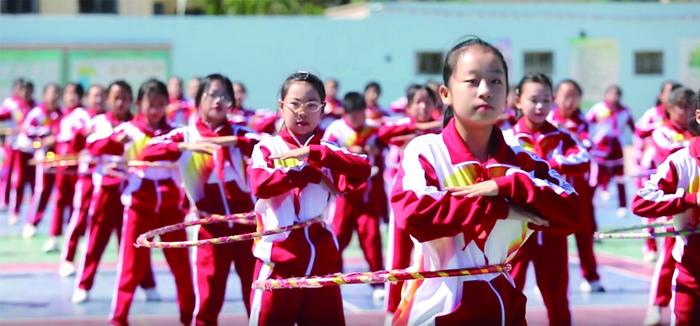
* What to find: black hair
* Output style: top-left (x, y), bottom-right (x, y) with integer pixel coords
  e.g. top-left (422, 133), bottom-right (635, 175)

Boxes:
top-left (655, 81), bottom-right (683, 106)
top-left (441, 36), bottom-right (509, 127)
top-left (24, 81), bottom-right (34, 92)
top-left (364, 81), bottom-right (381, 95)
top-left (233, 81), bottom-right (247, 94)
top-left (515, 73), bottom-right (553, 96)
top-left (667, 87), bottom-right (697, 108)
top-left (12, 78), bottom-right (26, 89)
top-left (65, 82), bottom-right (85, 99)
top-left (107, 80), bottom-right (133, 100)
top-left (407, 84), bottom-right (437, 106)
top-left (279, 71), bottom-right (325, 101)
top-left (196, 73), bottom-right (236, 108)
top-left (137, 78), bottom-right (169, 103)
top-left (342, 91), bottom-right (365, 113)
top-left (606, 85), bottom-right (622, 98)
top-left (43, 82), bottom-right (61, 95)
top-left (555, 79), bottom-right (583, 97)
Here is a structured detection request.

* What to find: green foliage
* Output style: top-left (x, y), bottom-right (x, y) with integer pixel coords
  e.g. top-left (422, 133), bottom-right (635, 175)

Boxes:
top-left (191, 0), bottom-right (361, 15)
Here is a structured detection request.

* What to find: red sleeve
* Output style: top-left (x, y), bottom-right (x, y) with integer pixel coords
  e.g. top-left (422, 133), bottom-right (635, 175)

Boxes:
top-left (87, 133), bottom-right (124, 156)
top-left (494, 151), bottom-right (580, 234)
top-left (377, 122), bottom-right (416, 145)
top-left (234, 129), bottom-right (260, 157)
top-left (547, 134), bottom-right (590, 176)
top-left (392, 154), bottom-right (510, 244)
top-left (307, 143), bottom-right (370, 192)
top-left (632, 158), bottom-right (697, 217)
top-left (248, 145), bottom-right (323, 199)
top-left (142, 130), bottom-right (185, 162)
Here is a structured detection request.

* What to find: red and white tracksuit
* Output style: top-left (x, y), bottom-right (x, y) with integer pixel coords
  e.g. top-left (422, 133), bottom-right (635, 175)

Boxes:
top-left (376, 116), bottom-right (440, 313)
top-left (585, 101), bottom-right (635, 208)
top-left (633, 137), bottom-right (700, 325)
top-left (645, 121), bottom-right (694, 310)
top-left (504, 118), bottom-right (590, 326)
top-left (248, 127), bottom-right (370, 326)
top-left (167, 98), bottom-right (195, 127)
top-left (548, 108), bottom-right (602, 284)
top-left (495, 107), bottom-right (518, 131)
top-left (634, 104), bottom-right (668, 255)
top-left (22, 104), bottom-right (61, 226)
top-left (323, 118), bottom-right (386, 274)
top-left (103, 116), bottom-right (195, 326)
top-left (49, 106), bottom-right (91, 237)
top-left (0, 96), bottom-right (32, 213)
top-left (143, 118), bottom-right (260, 325)
top-left (390, 119), bottom-right (580, 325)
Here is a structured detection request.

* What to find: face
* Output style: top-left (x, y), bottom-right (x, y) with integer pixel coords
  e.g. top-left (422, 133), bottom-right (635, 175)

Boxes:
top-left (19, 85), bottom-right (33, 102)
top-left (106, 85), bottom-right (132, 119)
top-left (407, 89), bottom-right (436, 123)
top-left (233, 83), bottom-right (246, 108)
top-left (85, 86), bottom-right (105, 111)
top-left (506, 88), bottom-right (517, 109)
top-left (141, 93), bottom-right (168, 126)
top-left (325, 80), bottom-right (338, 98)
top-left (517, 82), bottom-right (553, 126)
top-left (198, 79), bottom-right (233, 126)
top-left (279, 81), bottom-right (322, 137)
top-left (43, 86), bottom-right (60, 109)
top-left (439, 46), bottom-right (507, 129)
top-left (187, 78), bottom-right (201, 99)
top-left (168, 78), bottom-right (183, 100)
top-left (555, 82), bottom-right (581, 116)
top-left (364, 87), bottom-right (379, 105)
top-left (63, 85), bottom-right (80, 108)
top-left (346, 110), bottom-right (366, 129)
top-left (604, 87), bottom-right (621, 105)
top-left (669, 101), bottom-right (694, 129)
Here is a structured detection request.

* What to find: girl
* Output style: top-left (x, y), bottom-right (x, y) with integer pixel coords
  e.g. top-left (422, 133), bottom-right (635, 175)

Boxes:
top-left (166, 76), bottom-right (194, 127)
top-left (377, 84), bottom-right (441, 314)
top-left (504, 73), bottom-right (590, 325)
top-left (586, 85), bottom-right (635, 217)
top-left (142, 73), bottom-right (260, 324)
top-left (22, 83), bottom-right (62, 238)
top-left (390, 38), bottom-right (579, 325)
top-left (229, 82), bottom-right (255, 127)
top-left (632, 88), bottom-right (700, 326)
top-left (365, 81), bottom-right (386, 127)
top-left (248, 71), bottom-right (370, 325)
top-left (43, 82), bottom-right (90, 253)
top-left (548, 79), bottom-right (605, 294)
top-left (108, 79), bottom-right (195, 326)
top-left (320, 78), bottom-right (343, 130)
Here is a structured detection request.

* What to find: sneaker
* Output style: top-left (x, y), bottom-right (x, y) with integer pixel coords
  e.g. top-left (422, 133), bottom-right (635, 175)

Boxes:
top-left (8, 213), bottom-right (18, 226)
top-left (58, 260), bottom-right (76, 278)
top-left (580, 280), bottom-right (606, 293)
top-left (42, 237), bottom-right (58, 253)
top-left (616, 207), bottom-right (628, 218)
top-left (643, 305), bottom-right (662, 326)
top-left (71, 288), bottom-right (89, 304)
top-left (22, 224), bottom-right (37, 238)
top-left (372, 287), bottom-right (385, 305)
top-left (143, 287), bottom-right (162, 302)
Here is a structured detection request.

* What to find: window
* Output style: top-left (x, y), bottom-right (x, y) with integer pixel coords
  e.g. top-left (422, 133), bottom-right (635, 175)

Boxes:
top-left (416, 52), bottom-right (443, 75)
top-left (524, 51), bottom-right (553, 76)
top-left (153, 2), bottom-right (165, 15)
top-left (79, 0), bottom-right (117, 14)
top-left (635, 51), bottom-right (663, 75)
top-left (1, 0), bottom-right (38, 14)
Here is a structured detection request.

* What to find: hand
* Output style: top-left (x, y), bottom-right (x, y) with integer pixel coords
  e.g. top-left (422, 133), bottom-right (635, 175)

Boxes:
top-left (41, 135), bottom-right (56, 148)
top-left (415, 120), bottom-right (441, 131)
top-left (115, 132), bottom-right (131, 144)
top-left (202, 136), bottom-right (238, 147)
top-left (508, 205), bottom-right (550, 227)
top-left (349, 145), bottom-right (364, 154)
top-left (178, 142), bottom-right (220, 155)
top-left (269, 147), bottom-right (310, 161)
top-left (446, 180), bottom-right (499, 198)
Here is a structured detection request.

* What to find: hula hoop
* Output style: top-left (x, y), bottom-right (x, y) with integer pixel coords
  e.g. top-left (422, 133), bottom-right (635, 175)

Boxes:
top-left (595, 227), bottom-right (700, 240)
top-left (253, 264), bottom-right (511, 290)
top-left (597, 220), bottom-right (674, 234)
top-left (135, 214), bottom-right (323, 249)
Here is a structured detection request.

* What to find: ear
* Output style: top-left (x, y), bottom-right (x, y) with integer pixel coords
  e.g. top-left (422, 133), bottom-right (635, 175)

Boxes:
top-left (277, 100), bottom-right (284, 112)
top-left (695, 109), bottom-right (700, 126)
top-left (438, 84), bottom-right (451, 107)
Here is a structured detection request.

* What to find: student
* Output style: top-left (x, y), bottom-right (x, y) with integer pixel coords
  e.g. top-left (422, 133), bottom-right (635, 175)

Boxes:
top-left (505, 73), bottom-right (590, 325)
top-left (390, 37), bottom-right (579, 325)
top-left (186, 77), bottom-right (201, 107)
top-left (378, 84), bottom-right (441, 314)
top-left (143, 73), bottom-right (260, 324)
top-left (495, 85), bottom-right (518, 130)
top-left (548, 79), bottom-right (605, 294)
top-left (320, 78), bottom-right (343, 130)
top-left (642, 87), bottom-right (697, 326)
top-left (43, 82), bottom-right (90, 253)
top-left (634, 81), bottom-right (682, 262)
top-left (167, 76), bottom-right (194, 127)
top-left (108, 79), bottom-right (195, 326)
top-left (586, 85), bottom-right (635, 217)
top-left (22, 83), bottom-right (62, 238)
top-left (365, 81), bottom-right (386, 127)
top-left (229, 81), bottom-right (255, 126)
top-left (248, 71), bottom-right (371, 325)
top-left (323, 91), bottom-right (386, 302)
top-left (632, 87), bottom-right (700, 326)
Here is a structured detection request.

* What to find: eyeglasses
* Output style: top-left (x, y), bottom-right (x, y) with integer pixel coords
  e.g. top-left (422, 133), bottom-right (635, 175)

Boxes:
top-left (204, 93), bottom-right (233, 107)
top-left (283, 100), bottom-right (325, 113)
